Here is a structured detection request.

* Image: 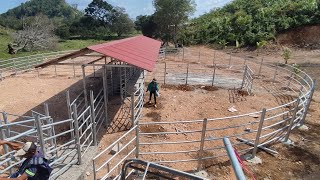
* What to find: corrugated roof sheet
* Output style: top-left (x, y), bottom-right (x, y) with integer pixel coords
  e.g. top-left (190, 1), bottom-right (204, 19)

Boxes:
top-left (88, 35), bottom-right (161, 71)
top-left (36, 35), bottom-right (161, 72)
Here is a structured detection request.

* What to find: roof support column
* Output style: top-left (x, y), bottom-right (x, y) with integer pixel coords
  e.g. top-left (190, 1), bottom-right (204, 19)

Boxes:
top-left (82, 65), bottom-right (88, 107)
top-left (102, 66), bottom-right (109, 127)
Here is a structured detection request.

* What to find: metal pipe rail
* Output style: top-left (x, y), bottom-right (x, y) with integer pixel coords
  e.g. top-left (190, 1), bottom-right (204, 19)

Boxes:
top-left (0, 50), bottom-right (77, 80)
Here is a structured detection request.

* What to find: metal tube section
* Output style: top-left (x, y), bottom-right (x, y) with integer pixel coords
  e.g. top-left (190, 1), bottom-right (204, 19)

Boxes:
top-left (197, 118), bottom-right (207, 171)
top-left (223, 137), bottom-right (246, 180)
top-left (284, 99), bottom-right (301, 142)
top-left (241, 65), bottom-right (247, 89)
top-left (90, 91), bottom-right (97, 146)
top-left (300, 79), bottom-right (316, 125)
top-left (72, 104), bottom-right (82, 165)
top-left (35, 115), bottom-right (46, 157)
top-left (252, 108), bottom-right (266, 157)
top-left (102, 66), bottom-right (109, 127)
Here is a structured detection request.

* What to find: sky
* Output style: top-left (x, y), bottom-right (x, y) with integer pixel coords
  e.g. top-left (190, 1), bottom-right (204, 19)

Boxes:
top-left (0, 0), bottom-right (233, 19)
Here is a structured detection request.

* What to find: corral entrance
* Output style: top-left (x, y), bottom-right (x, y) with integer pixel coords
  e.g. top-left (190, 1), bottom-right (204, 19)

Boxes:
top-left (0, 43), bottom-right (315, 179)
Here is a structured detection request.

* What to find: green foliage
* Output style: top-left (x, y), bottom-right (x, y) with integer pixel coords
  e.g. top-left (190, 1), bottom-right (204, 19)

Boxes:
top-left (182, 0), bottom-right (319, 46)
top-left (282, 47), bottom-right (292, 64)
top-left (153, 0), bottom-right (196, 45)
top-left (293, 63), bottom-right (301, 75)
top-left (71, 0), bottom-right (134, 38)
top-left (135, 15), bottom-right (157, 38)
top-left (111, 8), bottom-right (135, 37)
top-left (0, 0), bottom-right (82, 30)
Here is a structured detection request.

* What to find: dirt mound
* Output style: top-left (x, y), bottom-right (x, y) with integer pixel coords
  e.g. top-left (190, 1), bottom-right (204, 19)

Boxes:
top-left (277, 25), bottom-right (320, 49)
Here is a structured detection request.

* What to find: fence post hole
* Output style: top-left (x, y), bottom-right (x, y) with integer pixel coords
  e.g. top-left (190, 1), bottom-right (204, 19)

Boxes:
top-left (300, 79), bottom-right (316, 125)
top-left (197, 118), bottom-right (208, 171)
top-left (241, 65), bottom-right (248, 89)
top-left (186, 63), bottom-right (189, 85)
top-left (0, 117), bottom-right (13, 174)
top-left (164, 62), bottom-right (167, 85)
top-left (258, 58), bottom-right (264, 76)
top-left (284, 99), bottom-right (301, 142)
top-left (72, 104), bottom-right (82, 165)
top-left (90, 91), bottom-right (97, 146)
top-left (252, 108), bottom-right (266, 157)
top-left (35, 115), bottom-right (46, 157)
top-left (272, 63), bottom-right (279, 84)
top-left (102, 66), bottom-right (109, 126)
top-left (212, 64), bottom-right (216, 86)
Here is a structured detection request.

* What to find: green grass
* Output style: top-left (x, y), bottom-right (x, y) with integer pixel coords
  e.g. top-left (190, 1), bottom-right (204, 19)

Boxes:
top-left (0, 26), bottom-right (106, 60)
top-left (57, 39), bottom-right (106, 51)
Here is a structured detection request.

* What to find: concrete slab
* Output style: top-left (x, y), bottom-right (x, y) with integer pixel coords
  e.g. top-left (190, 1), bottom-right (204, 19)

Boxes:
top-left (56, 146), bottom-right (97, 180)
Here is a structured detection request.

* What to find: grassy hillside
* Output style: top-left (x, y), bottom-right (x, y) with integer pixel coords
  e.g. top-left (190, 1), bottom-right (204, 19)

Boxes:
top-left (0, 26), bottom-right (105, 60)
top-left (181, 0), bottom-right (320, 46)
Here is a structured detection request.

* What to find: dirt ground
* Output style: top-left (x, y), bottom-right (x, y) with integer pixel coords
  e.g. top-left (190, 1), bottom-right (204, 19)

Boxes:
top-left (0, 45), bottom-right (319, 180)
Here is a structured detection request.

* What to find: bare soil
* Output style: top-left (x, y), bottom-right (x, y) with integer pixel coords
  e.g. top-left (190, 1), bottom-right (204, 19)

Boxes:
top-left (0, 45), bottom-right (319, 180)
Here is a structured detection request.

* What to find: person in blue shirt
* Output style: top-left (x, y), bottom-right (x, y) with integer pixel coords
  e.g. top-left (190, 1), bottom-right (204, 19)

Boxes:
top-left (0, 141), bottom-right (52, 180)
top-left (146, 78), bottom-right (159, 107)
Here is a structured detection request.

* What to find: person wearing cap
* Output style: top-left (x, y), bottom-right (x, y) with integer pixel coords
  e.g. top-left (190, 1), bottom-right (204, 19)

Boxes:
top-left (146, 78), bottom-right (159, 107)
top-left (0, 140), bottom-right (51, 180)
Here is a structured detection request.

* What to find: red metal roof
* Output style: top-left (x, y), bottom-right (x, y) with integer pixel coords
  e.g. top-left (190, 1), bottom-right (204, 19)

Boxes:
top-left (88, 35), bottom-right (161, 71)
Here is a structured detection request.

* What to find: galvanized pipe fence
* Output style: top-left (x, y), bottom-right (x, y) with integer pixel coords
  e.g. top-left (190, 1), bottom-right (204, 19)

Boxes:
top-left (0, 48), bottom-right (316, 179)
top-left (0, 64), bottom-right (145, 179)
top-left (0, 50), bottom-right (77, 80)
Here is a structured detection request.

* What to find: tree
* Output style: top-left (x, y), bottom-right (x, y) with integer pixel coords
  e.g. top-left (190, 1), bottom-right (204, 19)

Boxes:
top-left (282, 47), bottom-right (291, 64)
top-left (85, 0), bottom-right (115, 27)
top-left (153, 0), bottom-right (195, 46)
top-left (135, 15), bottom-right (157, 38)
top-left (8, 14), bottom-right (58, 54)
top-left (111, 7), bottom-right (134, 37)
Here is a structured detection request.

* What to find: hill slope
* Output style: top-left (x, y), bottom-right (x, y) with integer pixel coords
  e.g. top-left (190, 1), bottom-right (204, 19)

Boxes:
top-left (0, 0), bottom-right (82, 30)
top-left (182, 0), bottom-right (320, 46)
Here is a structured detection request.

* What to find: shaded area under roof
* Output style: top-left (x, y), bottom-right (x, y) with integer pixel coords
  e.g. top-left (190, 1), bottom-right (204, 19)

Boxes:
top-left (35, 35), bottom-right (162, 72)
